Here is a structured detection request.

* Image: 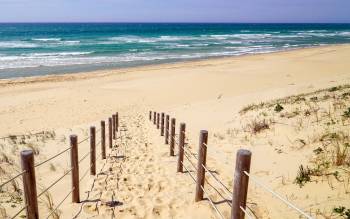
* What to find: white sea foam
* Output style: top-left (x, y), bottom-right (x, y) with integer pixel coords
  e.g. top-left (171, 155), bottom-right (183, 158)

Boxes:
top-left (106, 36), bottom-right (158, 43)
top-left (60, 40), bottom-right (81, 45)
top-left (158, 36), bottom-right (198, 41)
top-left (0, 41), bottom-right (39, 48)
top-left (32, 38), bottom-right (61, 41)
top-left (338, 31), bottom-right (350, 36)
top-left (28, 52), bottom-right (92, 57)
top-left (0, 46), bottom-right (283, 70)
top-left (1, 29), bottom-right (349, 71)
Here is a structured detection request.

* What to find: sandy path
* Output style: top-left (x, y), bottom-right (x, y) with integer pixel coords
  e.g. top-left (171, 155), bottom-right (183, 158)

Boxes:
top-left (67, 108), bottom-right (217, 219)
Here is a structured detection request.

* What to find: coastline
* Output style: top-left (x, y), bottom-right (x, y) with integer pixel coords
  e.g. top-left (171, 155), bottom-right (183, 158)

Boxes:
top-left (1, 43), bottom-right (349, 87)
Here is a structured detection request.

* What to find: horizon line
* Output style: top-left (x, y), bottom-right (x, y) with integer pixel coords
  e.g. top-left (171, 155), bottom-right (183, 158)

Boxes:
top-left (0, 21), bottom-right (350, 24)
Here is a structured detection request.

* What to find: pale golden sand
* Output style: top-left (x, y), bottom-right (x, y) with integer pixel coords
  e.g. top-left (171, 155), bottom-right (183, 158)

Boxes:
top-left (1, 44), bottom-right (350, 218)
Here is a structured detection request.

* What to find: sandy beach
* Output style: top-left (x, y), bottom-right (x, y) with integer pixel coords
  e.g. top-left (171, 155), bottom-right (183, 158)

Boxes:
top-left (1, 44), bottom-right (350, 218)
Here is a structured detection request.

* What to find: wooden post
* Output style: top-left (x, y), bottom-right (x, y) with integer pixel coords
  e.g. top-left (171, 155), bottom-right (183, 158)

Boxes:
top-left (70, 135), bottom-right (80, 203)
top-left (153, 111), bottom-right (156, 125)
top-left (195, 130), bottom-right (208, 202)
top-left (170, 118), bottom-right (176, 156)
top-left (149, 111), bottom-right (152, 121)
top-left (108, 117), bottom-right (113, 148)
top-left (177, 123), bottom-right (186, 172)
top-left (116, 112), bottom-right (119, 132)
top-left (161, 113), bottom-right (165, 136)
top-left (101, 121), bottom-right (106, 159)
top-left (112, 114), bottom-right (116, 140)
top-left (157, 113), bottom-right (160, 129)
top-left (165, 115), bottom-right (170, 144)
top-left (90, 126), bottom-right (96, 175)
top-left (231, 149), bottom-right (252, 219)
top-left (21, 150), bottom-right (39, 219)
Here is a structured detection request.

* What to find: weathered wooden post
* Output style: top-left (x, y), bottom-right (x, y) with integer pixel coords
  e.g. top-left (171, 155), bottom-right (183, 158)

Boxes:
top-left (195, 130), bottom-right (208, 202)
top-left (21, 150), bottom-right (39, 219)
top-left (157, 113), bottom-right (160, 129)
top-left (90, 126), bottom-right (96, 175)
top-left (161, 113), bottom-right (165, 136)
top-left (108, 117), bottom-right (113, 148)
top-left (101, 120), bottom-right (106, 159)
top-left (231, 149), bottom-right (252, 219)
top-left (165, 115), bottom-right (170, 144)
top-left (116, 112), bottom-right (119, 132)
top-left (70, 135), bottom-right (80, 203)
top-left (177, 123), bottom-right (186, 172)
top-left (153, 112), bottom-right (156, 125)
top-left (170, 118), bottom-right (176, 156)
top-left (149, 111), bottom-right (152, 121)
top-left (112, 114), bottom-right (116, 140)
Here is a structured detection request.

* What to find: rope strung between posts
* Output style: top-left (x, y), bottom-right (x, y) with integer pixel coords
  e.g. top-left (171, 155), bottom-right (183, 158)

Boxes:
top-left (204, 177), bottom-right (232, 207)
top-left (183, 139), bottom-right (232, 207)
top-left (183, 150), bottom-right (197, 171)
top-left (183, 144), bottom-right (232, 207)
top-left (181, 161), bottom-right (197, 183)
top-left (78, 136), bottom-right (90, 145)
top-left (34, 146), bottom-right (71, 168)
top-left (183, 146), bottom-right (198, 160)
top-left (0, 170), bottom-right (26, 189)
top-left (180, 126), bottom-right (232, 216)
top-left (45, 187), bottom-right (75, 219)
top-left (10, 205), bottom-right (27, 219)
top-left (172, 124), bottom-right (231, 215)
top-left (79, 151), bottom-right (91, 164)
top-left (150, 113), bottom-right (228, 219)
top-left (243, 171), bottom-right (313, 219)
top-left (202, 142), bottom-right (228, 160)
top-left (240, 206), bottom-right (254, 219)
top-left (179, 130), bottom-right (198, 159)
top-left (37, 167), bottom-right (73, 198)
top-left (181, 161), bottom-right (225, 219)
top-left (79, 164), bottom-right (93, 182)
top-left (200, 184), bottom-right (225, 219)
top-left (201, 163), bottom-right (233, 199)
top-left (178, 137), bottom-right (198, 161)
top-left (179, 141), bottom-right (200, 176)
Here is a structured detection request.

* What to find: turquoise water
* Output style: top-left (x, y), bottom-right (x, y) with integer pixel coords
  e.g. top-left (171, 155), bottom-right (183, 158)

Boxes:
top-left (0, 23), bottom-right (350, 79)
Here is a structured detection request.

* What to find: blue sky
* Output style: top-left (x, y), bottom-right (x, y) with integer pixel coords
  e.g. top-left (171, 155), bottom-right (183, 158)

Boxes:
top-left (0, 0), bottom-right (350, 23)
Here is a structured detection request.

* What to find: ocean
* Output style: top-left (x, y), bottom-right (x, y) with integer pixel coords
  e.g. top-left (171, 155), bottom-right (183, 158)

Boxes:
top-left (0, 23), bottom-right (350, 79)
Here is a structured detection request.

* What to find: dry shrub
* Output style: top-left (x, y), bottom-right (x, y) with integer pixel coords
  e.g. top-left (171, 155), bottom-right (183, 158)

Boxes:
top-left (319, 132), bottom-right (350, 166)
top-left (44, 192), bottom-right (61, 219)
top-left (213, 132), bottom-right (225, 140)
top-left (0, 152), bottom-right (13, 164)
top-left (246, 119), bottom-right (270, 134)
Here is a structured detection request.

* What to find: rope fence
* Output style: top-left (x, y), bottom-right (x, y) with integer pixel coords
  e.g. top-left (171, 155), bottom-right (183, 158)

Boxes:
top-left (10, 205), bottom-right (27, 219)
top-left (149, 110), bottom-right (314, 219)
top-left (36, 167), bottom-right (73, 198)
top-left (1, 112), bottom-right (120, 218)
top-left (0, 170), bottom-right (26, 189)
top-left (34, 146), bottom-right (71, 168)
top-left (243, 171), bottom-right (313, 219)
